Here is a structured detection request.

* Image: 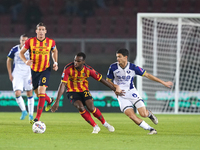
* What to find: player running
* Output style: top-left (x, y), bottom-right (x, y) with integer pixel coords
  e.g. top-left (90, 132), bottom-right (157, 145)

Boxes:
top-left (19, 22), bottom-right (58, 124)
top-left (7, 34), bottom-right (34, 121)
top-left (106, 49), bottom-right (173, 134)
top-left (51, 52), bottom-right (123, 134)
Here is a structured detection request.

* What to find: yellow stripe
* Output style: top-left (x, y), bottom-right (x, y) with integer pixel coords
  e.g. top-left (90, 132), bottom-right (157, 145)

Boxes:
top-left (92, 107), bottom-right (96, 114)
top-left (98, 75), bottom-right (102, 81)
top-left (68, 68), bottom-right (73, 91)
top-left (39, 94), bottom-right (45, 97)
top-left (79, 110), bottom-right (86, 114)
top-left (7, 56), bottom-right (13, 60)
top-left (61, 80), bottom-right (67, 83)
top-left (30, 39), bottom-right (34, 69)
top-left (142, 71), bottom-right (146, 76)
top-left (74, 69), bottom-right (79, 92)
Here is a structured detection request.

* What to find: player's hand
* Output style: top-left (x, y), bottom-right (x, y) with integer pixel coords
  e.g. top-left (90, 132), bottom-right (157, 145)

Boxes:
top-left (115, 90), bottom-right (125, 96)
top-left (53, 63), bottom-right (58, 71)
top-left (51, 101), bottom-right (59, 112)
top-left (26, 60), bottom-right (33, 66)
top-left (164, 81), bottom-right (173, 88)
top-left (9, 75), bottom-right (13, 82)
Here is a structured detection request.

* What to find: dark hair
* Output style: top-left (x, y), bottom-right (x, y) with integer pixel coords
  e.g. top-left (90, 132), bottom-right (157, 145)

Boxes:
top-left (36, 22), bottom-right (46, 29)
top-left (20, 34), bottom-right (28, 38)
top-left (116, 48), bottom-right (129, 57)
top-left (76, 52), bottom-right (86, 60)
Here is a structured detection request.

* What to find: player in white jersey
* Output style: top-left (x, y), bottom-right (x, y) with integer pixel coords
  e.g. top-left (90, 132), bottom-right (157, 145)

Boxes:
top-left (107, 49), bottom-right (173, 135)
top-left (6, 34), bottom-right (34, 121)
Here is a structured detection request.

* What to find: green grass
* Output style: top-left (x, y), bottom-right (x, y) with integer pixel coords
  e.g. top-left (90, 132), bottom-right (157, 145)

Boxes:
top-left (0, 113), bottom-right (199, 150)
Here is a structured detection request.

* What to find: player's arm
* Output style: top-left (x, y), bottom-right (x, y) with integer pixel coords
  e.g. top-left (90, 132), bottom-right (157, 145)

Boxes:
top-left (101, 78), bottom-right (124, 96)
top-left (51, 46), bottom-right (58, 71)
top-left (19, 47), bottom-right (33, 66)
top-left (6, 57), bottom-right (13, 81)
top-left (144, 72), bottom-right (173, 88)
top-left (51, 82), bottom-right (66, 112)
top-left (106, 78), bottom-right (124, 96)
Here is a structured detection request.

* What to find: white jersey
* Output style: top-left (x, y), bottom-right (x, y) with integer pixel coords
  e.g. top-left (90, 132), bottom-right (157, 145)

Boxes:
top-left (7, 45), bottom-right (31, 76)
top-left (107, 62), bottom-right (146, 90)
top-left (107, 62), bottom-right (146, 112)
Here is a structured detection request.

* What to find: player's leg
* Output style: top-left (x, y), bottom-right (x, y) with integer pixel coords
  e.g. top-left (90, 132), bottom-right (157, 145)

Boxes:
top-left (26, 90), bottom-right (34, 120)
top-left (85, 98), bottom-right (115, 132)
top-left (12, 76), bottom-right (27, 120)
top-left (137, 105), bottom-right (158, 125)
top-left (118, 96), bottom-right (157, 134)
top-left (15, 90), bottom-right (28, 120)
top-left (34, 86), bottom-right (47, 121)
top-left (68, 92), bottom-right (99, 133)
top-left (24, 75), bottom-right (34, 121)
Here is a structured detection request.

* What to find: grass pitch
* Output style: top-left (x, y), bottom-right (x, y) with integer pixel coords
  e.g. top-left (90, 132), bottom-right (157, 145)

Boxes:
top-left (0, 112), bottom-right (199, 150)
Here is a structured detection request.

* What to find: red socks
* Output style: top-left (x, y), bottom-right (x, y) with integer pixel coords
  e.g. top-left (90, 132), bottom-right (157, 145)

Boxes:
top-left (80, 110), bottom-right (97, 127)
top-left (92, 107), bottom-right (106, 124)
top-left (35, 93), bottom-right (46, 120)
top-left (45, 93), bottom-right (51, 104)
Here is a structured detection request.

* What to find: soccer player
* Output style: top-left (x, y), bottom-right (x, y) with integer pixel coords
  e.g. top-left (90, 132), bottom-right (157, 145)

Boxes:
top-left (51, 52), bottom-right (122, 134)
top-left (19, 22), bottom-right (58, 124)
top-left (6, 34), bottom-right (34, 121)
top-left (106, 49), bottom-right (173, 135)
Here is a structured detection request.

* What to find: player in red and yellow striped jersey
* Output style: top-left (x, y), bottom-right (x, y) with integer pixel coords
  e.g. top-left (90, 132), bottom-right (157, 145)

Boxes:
top-left (19, 22), bottom-right (58, 124)
top-left (51, 52), bottom-right (123, 134)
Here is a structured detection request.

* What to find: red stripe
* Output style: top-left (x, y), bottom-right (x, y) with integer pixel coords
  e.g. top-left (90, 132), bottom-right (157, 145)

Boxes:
top-left (71, 68), bottom-right (75, 92)
top-left (82, 67), bottom-right (88, 90)
top-left (42, 54), bottom-right (47, 71)
top-left (32, 38), bottom-right (37, 70)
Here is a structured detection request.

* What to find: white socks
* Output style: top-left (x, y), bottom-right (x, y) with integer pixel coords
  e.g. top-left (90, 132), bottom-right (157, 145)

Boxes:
top-left (139, 121), bottom-right (153, 130)
top-left (28, 96), bottom-right (34, 116)
top-left (16, 96), bottom-right (26, 111)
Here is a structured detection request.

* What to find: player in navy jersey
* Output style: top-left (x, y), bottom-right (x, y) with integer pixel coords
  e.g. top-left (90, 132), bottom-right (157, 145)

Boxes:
top-left (106, 49), bottom-right (173, 135)
top-left (6, 34), bottom-right (34, 121)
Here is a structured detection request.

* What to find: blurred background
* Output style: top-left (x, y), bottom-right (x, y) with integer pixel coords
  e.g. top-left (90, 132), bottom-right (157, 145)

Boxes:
top-left (0, 0), bottom-right (199, 111)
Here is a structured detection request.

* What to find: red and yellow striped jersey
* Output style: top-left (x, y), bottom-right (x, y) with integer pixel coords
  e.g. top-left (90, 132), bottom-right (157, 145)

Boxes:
top-left (24, 37), bottom-right (56, 72)
top-left (61, 62), bottom-right (102, 92)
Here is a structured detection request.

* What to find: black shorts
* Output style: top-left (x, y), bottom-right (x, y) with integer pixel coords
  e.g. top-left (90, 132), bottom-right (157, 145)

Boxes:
top-left (67, 90), bottom-right (93, 106)
top-left (31, 67), bottom-right (51, 90)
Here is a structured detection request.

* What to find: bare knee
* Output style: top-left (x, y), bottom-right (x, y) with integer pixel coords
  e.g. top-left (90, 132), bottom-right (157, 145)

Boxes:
top-left (138, 110), bottom-right (149, 118)
top-left (138, 107), bottom-right (149, 118)
top-left (15, 90), bottom-right (21, 97)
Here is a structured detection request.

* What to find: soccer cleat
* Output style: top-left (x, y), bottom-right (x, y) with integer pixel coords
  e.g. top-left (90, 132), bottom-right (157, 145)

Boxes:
top-left (45, 97), bottom-right (55, 111)
top-left (20, 110), bottom-right (28, 120)
top-left (29, 115), bottom-right (33, 120)
top-left (30, 118), bottom-right (38, 125)
top-left (92, 125), bottom-right (101, 134)
top-left (104, 123), bottom-right (115, 132)
top-left (149, 110), bottom-right (158, 125)
top-left (148, 128), bottom-right (157, 135)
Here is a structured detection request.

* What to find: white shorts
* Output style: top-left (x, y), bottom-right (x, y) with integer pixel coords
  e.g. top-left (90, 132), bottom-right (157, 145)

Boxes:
top-left (12, 74), bottom-right (32, 92)
top-left (118, 89), bottom-right (145, 112)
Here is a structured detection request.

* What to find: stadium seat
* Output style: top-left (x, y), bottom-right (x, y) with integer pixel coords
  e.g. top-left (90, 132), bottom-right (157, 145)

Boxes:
top-left (179, 0), bottom-right (193, 13)
top-left (86, 43), bottom-right (103, 54)
top-left (164, 0), bottom-right (179, 12)
top-left (108, 7), bottom-right (121, 16)
top-left (123, 8), bottom-right (134, 16)
top-left (0, 25), bottom-right (12, 37)
top-left (137, 0), bottom-right (151, 12)
top-left (0, 15), bottom-right (11, 24)
top-left (151, 0), bottom-right (164, 12)
top-left (85, 17), bottom-right (98, 26)
top-left (12, 24), bottom-right (26, 37)
top-left (124, 0), bottom-right (136, 8)
top-left (95, 8), bottom-right (108, 16)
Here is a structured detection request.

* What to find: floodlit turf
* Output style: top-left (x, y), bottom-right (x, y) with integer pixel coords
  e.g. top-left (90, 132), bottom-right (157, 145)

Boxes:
top-left (0, 112), bottom-right (199, 150)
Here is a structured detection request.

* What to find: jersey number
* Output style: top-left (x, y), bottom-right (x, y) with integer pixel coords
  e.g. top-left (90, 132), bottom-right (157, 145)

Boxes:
top-left (42, 77), bottom-right (46, 83)
top-left (84, 91), bottom-right (91, 98)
